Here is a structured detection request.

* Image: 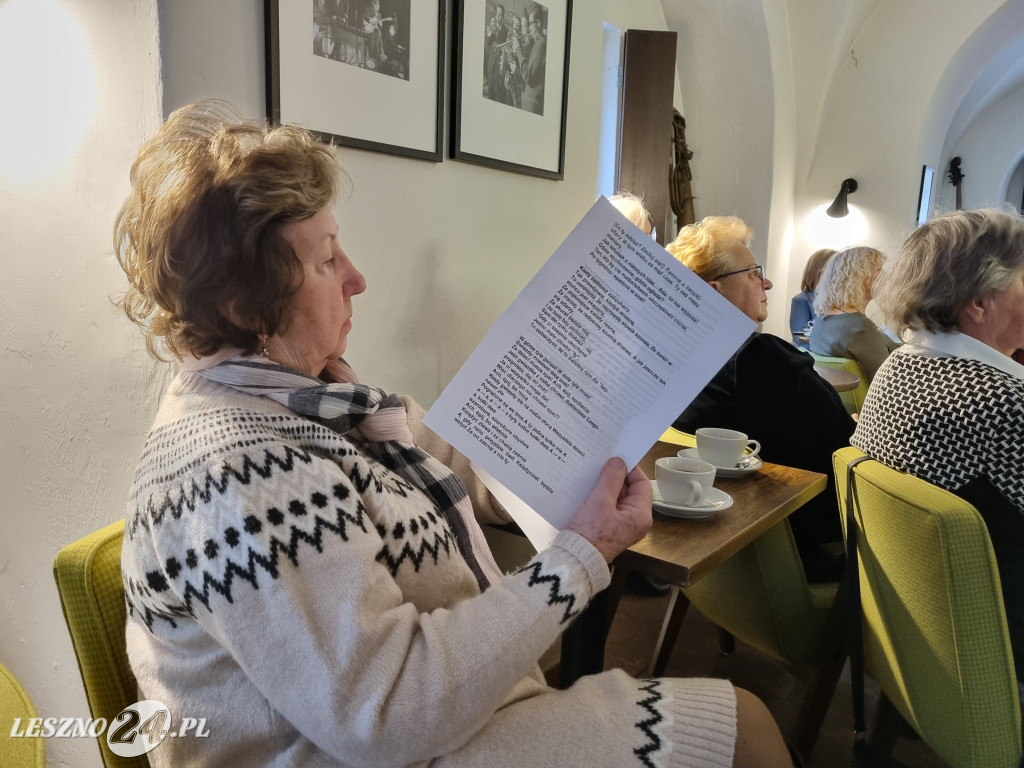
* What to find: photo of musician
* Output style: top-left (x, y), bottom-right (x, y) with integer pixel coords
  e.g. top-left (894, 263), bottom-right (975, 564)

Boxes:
top-left (482, 1), bottom-right (546, 115)
top-left (380, 19), bottom-right (408, 80)
top-left (483, 3), bottom-right (509, 104)
top-left (312, 0), bottom-right (409, 81)
top-left (503, 49), bottom-right (525, 109)
top-left (520, 4), bottom-right (547, 115)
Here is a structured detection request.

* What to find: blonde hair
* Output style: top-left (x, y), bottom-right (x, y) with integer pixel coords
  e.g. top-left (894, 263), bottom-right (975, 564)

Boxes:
top-left (876, 208), bottom-right (1024, 337)
top-left (666, 215), bottom-right (754, 280)
top-left (800, 248), bottom-right (836, 292)
top-left (608, 192), bottom-right (654, 234)
top-left (813, 246), bottom-right (885, 315)
top-left (114, 100), bottom-right (345, 361)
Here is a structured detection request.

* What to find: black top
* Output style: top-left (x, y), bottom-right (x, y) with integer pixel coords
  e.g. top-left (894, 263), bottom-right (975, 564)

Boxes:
top-left (674, 333), bottom-right (856, 581)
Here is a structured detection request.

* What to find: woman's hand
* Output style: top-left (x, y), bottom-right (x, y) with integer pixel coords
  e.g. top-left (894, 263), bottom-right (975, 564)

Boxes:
top-left (569, 458), bottom-right (653, 563)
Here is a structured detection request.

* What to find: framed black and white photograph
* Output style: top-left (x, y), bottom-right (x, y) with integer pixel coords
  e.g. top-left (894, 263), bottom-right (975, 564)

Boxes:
top-left (450, 0), bottom-right (572, 179)
top-left (266, 0), bottom-right (444, 160)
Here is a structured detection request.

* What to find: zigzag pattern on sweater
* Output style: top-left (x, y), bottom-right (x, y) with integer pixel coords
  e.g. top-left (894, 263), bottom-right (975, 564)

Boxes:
top-left (375, 526), bottom-right (458, 576)
top-left (513, 561), bottom-right (579, 624)
top-left (131, 482), bottom-right (371, 629)
top-left (130, 444), bottom-right (319, 535)
top-left (633, 679), bottom-right (665, 767)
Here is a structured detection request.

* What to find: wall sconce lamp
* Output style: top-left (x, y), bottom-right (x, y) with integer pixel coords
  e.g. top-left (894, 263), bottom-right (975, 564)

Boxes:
top-left (826, 178), bottom-right (858, 218)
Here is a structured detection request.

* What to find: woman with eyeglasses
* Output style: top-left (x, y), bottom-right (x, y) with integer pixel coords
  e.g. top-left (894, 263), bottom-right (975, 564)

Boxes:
top-left (809, 246), bottom-right (900, 384)
top-left (667, 216), bottom-right (854, 582)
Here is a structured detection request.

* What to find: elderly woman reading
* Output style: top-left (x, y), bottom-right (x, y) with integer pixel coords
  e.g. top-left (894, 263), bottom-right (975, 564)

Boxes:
top-left (114, 101), bottom-right (792, 768)
top-left (853, 208), bottom-right (1024, 691)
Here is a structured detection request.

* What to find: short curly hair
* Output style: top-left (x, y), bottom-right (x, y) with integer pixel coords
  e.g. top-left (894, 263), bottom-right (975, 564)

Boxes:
top-left (812, 246), bottom-right (885, 316)
top-left (874, 208), bottom-right (1024, 337)
top-left (666, 215), bottom-right (753, 281)
top-left (114, 100), bottom-right (345, 361)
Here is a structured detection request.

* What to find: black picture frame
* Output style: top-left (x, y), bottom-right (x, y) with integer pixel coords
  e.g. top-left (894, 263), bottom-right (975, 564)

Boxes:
top-left (266, 0), bottom-right (445, 161)
top-left (450, 0), bottom-right (572, 179)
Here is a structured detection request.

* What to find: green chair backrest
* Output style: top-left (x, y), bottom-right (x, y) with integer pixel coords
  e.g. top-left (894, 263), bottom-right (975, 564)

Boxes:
top-left (834, 447), bottom-right (1021, 768)
top-left (809, 352), bottom-right (868, 413)
top-left (53, 520), bottom-right (150, 768)
top-left (0, 661), bottom-right (45, 768)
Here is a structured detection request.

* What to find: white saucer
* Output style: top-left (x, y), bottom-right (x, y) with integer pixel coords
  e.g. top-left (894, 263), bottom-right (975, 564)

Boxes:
top-left (650, 480), bottom-right (733, 518)
top-left (677, 447), bottom-right (763, 478)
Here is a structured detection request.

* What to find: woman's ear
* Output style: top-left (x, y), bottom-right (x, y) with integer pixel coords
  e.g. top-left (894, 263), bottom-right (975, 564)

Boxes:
top-left (707, 279), bottom-right (724, 295)
top-left (961, 295), bottom-right (988, 325)
top-left (958, 294), bottom-right (994, 338)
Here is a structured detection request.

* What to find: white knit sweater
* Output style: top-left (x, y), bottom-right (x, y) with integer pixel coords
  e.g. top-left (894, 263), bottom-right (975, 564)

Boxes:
top-left (122, 370), bottom-right (736, 767)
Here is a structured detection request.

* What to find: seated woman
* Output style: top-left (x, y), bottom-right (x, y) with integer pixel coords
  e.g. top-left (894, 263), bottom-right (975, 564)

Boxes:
top-left (852, 207), bottom-right (1024, 692)
top-left (809, 246), bottom-right (899, 383)
top-left (667, 216), bottom-right (855, 582)
top-left (114, 101), bottom-right (792, 768)
top-left (789, 248), bottom-right (835, 347)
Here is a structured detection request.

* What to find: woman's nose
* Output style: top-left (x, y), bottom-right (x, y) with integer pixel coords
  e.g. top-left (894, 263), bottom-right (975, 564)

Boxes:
top-left (348, 268), bottom-right (367, 296)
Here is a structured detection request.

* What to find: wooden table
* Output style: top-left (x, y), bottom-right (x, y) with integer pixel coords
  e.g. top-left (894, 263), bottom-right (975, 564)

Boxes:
top-left (559, 440), bottom-right (827, 686)
top-left (813, 364), bottom-right (860, 393)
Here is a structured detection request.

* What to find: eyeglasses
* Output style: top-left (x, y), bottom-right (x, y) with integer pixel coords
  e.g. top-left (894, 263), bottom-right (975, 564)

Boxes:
top-left (713, 264), bottom-right (767, 283)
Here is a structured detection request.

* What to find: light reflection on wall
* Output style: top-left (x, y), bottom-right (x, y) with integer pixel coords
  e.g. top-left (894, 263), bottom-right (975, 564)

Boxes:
top-left (0, 0), bottom-right (96, 182)
top-left (802, 204), bottom-right (868, 251)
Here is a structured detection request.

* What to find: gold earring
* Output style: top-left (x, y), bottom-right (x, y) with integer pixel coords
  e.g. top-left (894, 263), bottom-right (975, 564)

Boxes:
top-left (259, 335), bottom-right (269, 358)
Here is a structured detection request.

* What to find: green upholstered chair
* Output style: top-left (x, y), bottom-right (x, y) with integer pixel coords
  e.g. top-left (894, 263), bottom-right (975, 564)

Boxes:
top-left (834, 447), bottom-right (1021, 767)
top-left (0, 661), bottom-right (45, 768)
top-left (809, 352), bottom-right (868, 414)
top-left (644, 429), bottom-right (845, 762)
top-left (53, 519), bottom-right (150, 768)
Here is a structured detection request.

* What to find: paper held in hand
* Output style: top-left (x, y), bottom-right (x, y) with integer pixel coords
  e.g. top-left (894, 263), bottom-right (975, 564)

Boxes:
top-left (423, 197), bottom-right (755, 550)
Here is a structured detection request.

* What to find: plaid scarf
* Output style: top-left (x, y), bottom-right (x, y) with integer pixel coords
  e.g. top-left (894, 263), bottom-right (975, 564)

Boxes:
top-left (196, 354), bottom-right (500, 592)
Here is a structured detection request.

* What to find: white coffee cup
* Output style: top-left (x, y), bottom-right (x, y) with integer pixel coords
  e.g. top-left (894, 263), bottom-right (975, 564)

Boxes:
top-left (695, 427), bottom-right (761, 469)
top-left (655, 456), bottom-right (717, 506)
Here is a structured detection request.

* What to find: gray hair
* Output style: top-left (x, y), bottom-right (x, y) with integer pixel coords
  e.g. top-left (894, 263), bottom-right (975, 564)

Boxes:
top-left (813, 246), bottom-right (886, 316)
top-left (874, 208), bottom-right (1024, 337)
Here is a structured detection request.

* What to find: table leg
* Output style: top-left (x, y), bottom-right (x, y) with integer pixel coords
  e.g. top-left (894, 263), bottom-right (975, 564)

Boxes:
top-left (717, 626), bottom-right (736, 655)
top-left (558, 563), bottom-right (632, 688)
top-left (646, 586), bottom-right (690, 677)
top-left (559, 588), bottom-right (608, 688)
top-left (791, 576), bottom-right (849, 763)
top-left (604, 563), bottom-right (630, 632)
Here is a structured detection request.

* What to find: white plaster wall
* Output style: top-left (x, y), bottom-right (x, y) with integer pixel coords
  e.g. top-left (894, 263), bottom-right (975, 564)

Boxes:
top-left (766, 0), bottom-right (1015, 337)
top-left (800, 0), bottom-right (1007, 263)
top-left (945, 84), bottom-right (1024, 211)
top-left (929, 2), bottom-right (1024, 206)
top-left (660, 0), bottom-right (775, 258)
top-left (0, 2), bottom-right (168, 767)
top-left (759, 0), bottom-right (797, 339)
top-left (0, 1), bottom-right (670, 766)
